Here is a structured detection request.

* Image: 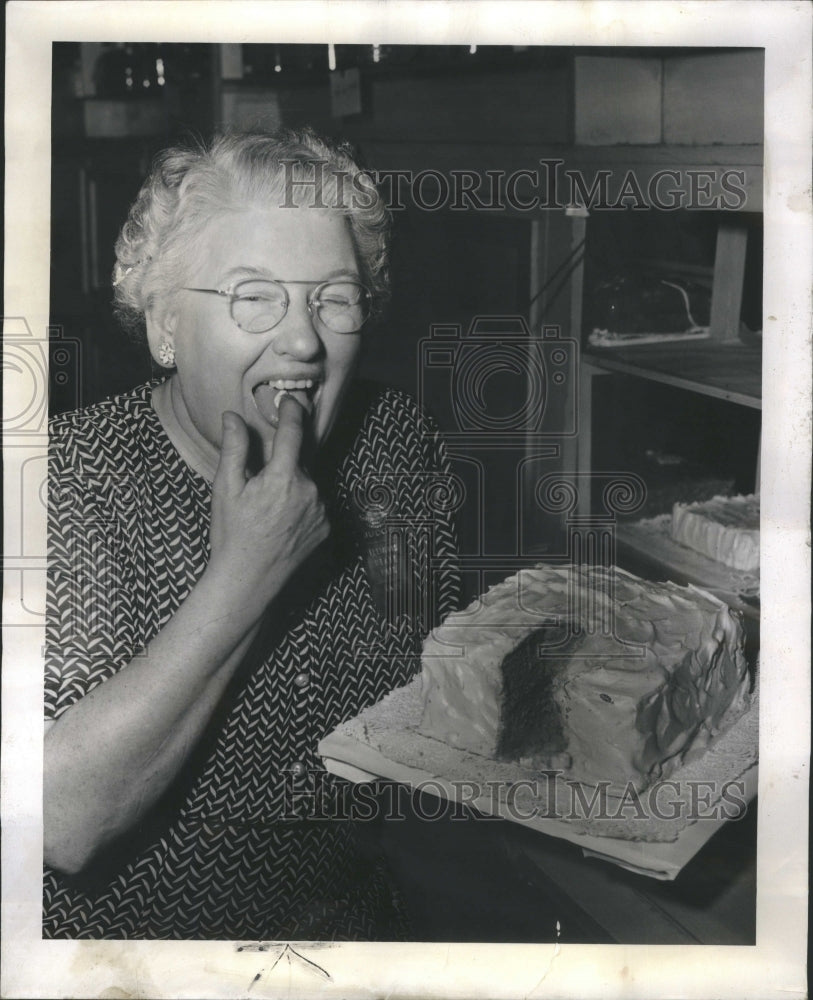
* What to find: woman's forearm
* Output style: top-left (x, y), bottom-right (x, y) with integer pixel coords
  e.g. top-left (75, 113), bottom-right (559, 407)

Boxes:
top-left (45, 405), bottom-right (330, 875)
top-left (43, 563), bottom-right (270, 875)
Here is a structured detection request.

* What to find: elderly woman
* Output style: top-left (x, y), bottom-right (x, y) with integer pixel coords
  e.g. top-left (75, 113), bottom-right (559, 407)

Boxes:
top-left (43, 128), bottom-right (459, 939)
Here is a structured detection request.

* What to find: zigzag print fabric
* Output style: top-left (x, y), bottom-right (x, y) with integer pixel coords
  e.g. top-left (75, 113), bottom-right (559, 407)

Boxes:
top-left (44, 380), bottom-right (460, 939)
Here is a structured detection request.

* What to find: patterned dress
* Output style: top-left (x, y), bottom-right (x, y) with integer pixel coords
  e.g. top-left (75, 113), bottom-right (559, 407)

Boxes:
top-left (43, 379), bottom-right (459, 939)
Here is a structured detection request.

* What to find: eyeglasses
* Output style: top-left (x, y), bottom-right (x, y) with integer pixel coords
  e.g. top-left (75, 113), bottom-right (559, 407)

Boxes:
top-left (182, 278), bottom-right (372, 334)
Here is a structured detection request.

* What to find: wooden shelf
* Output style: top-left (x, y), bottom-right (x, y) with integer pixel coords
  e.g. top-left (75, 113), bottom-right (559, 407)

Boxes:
top-left (583, 340), bottom-right (762, 409)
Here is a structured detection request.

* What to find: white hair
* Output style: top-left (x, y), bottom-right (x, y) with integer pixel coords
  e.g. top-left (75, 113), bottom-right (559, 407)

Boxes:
top-left (112, 127), bottom-right (392, 339)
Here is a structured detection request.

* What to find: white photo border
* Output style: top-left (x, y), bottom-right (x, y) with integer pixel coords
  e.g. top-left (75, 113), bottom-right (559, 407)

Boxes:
top-left (3, 2), bottom-right (810, 997)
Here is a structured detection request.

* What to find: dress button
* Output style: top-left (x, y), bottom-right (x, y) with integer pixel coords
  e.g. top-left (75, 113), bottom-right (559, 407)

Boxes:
top-left (294, 671), bottom-right (310, 688)
top-left (290, 761), bottom-right (307, 779)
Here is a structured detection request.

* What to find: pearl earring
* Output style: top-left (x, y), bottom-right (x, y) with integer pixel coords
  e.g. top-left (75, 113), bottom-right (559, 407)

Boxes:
top-left (158, 342), bottom-right (176, 367)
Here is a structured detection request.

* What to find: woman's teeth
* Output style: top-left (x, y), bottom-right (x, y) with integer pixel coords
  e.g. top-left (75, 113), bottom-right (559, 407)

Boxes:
top-left (271, 379), bottom-right (315, 411)
top-left (269, 378), bottom-right (315, 391)
top-left (253, 379), bottom-right (318, 423)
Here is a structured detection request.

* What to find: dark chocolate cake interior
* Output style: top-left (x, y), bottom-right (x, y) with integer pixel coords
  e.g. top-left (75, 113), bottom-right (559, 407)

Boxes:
top-left (496, 622), bottom-right (581, 761)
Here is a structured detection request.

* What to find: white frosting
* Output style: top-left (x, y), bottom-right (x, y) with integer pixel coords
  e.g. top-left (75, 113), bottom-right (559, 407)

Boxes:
top-left (671, 494), bottom-right (759, 571)
top-left (418, 565), bottom-right (750, 791)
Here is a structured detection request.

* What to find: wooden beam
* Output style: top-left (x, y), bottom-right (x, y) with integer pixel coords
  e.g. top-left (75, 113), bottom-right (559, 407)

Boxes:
top-left (710, 220), bottom-right (749, 343)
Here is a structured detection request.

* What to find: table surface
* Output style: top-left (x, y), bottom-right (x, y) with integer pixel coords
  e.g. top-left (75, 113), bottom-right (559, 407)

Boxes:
top-left (324, 679), bottom-right (758, 943)
top-left (499, 795), bottom-right (757, 945)
top-left (359, 783), bottom-right (757, 944)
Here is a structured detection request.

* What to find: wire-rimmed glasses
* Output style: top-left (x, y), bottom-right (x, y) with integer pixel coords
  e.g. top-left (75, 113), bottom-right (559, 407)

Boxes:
top-left (182, 278), bottom-right (372, 334)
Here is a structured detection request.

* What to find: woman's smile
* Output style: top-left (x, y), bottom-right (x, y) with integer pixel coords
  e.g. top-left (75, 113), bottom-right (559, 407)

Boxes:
top-left (149, 205), bottom-right (363, 480)
top-left (252, 376), bottom-right (322, 426)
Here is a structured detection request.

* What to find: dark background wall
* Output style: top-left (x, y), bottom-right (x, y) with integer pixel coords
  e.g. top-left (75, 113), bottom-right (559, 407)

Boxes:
top-left (49, 43), bottom-right (763, 562)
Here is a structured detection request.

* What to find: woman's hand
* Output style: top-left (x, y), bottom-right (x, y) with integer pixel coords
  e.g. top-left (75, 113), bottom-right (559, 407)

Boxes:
top-left (44, 401), bottom-right (326, 873)
top-left (44, 398), bottom-right (331, 875)
top-left (207, 398), bottom-right (330, 615)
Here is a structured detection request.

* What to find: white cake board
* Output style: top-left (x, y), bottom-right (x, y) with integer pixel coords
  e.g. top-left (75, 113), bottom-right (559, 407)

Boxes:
top-left (318, 679), bottom-right (759, 881)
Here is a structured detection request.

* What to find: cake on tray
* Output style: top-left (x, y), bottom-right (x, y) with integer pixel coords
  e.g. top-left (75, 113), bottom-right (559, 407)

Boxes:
top-left (417, 564), bottom-right (750, 793)
top-left (670, 494), bottom-right (759, 572)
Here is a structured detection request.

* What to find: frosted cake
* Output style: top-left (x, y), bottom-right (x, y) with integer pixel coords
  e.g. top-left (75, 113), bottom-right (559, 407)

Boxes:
top-left (670, 494), bottom-right (760, 572)
top-left (418, 565), bottom-right (750, 792)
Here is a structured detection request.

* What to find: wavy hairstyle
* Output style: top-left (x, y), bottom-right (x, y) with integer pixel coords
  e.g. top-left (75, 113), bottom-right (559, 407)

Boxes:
top-left (112, 127), bottom-right (392, 340)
